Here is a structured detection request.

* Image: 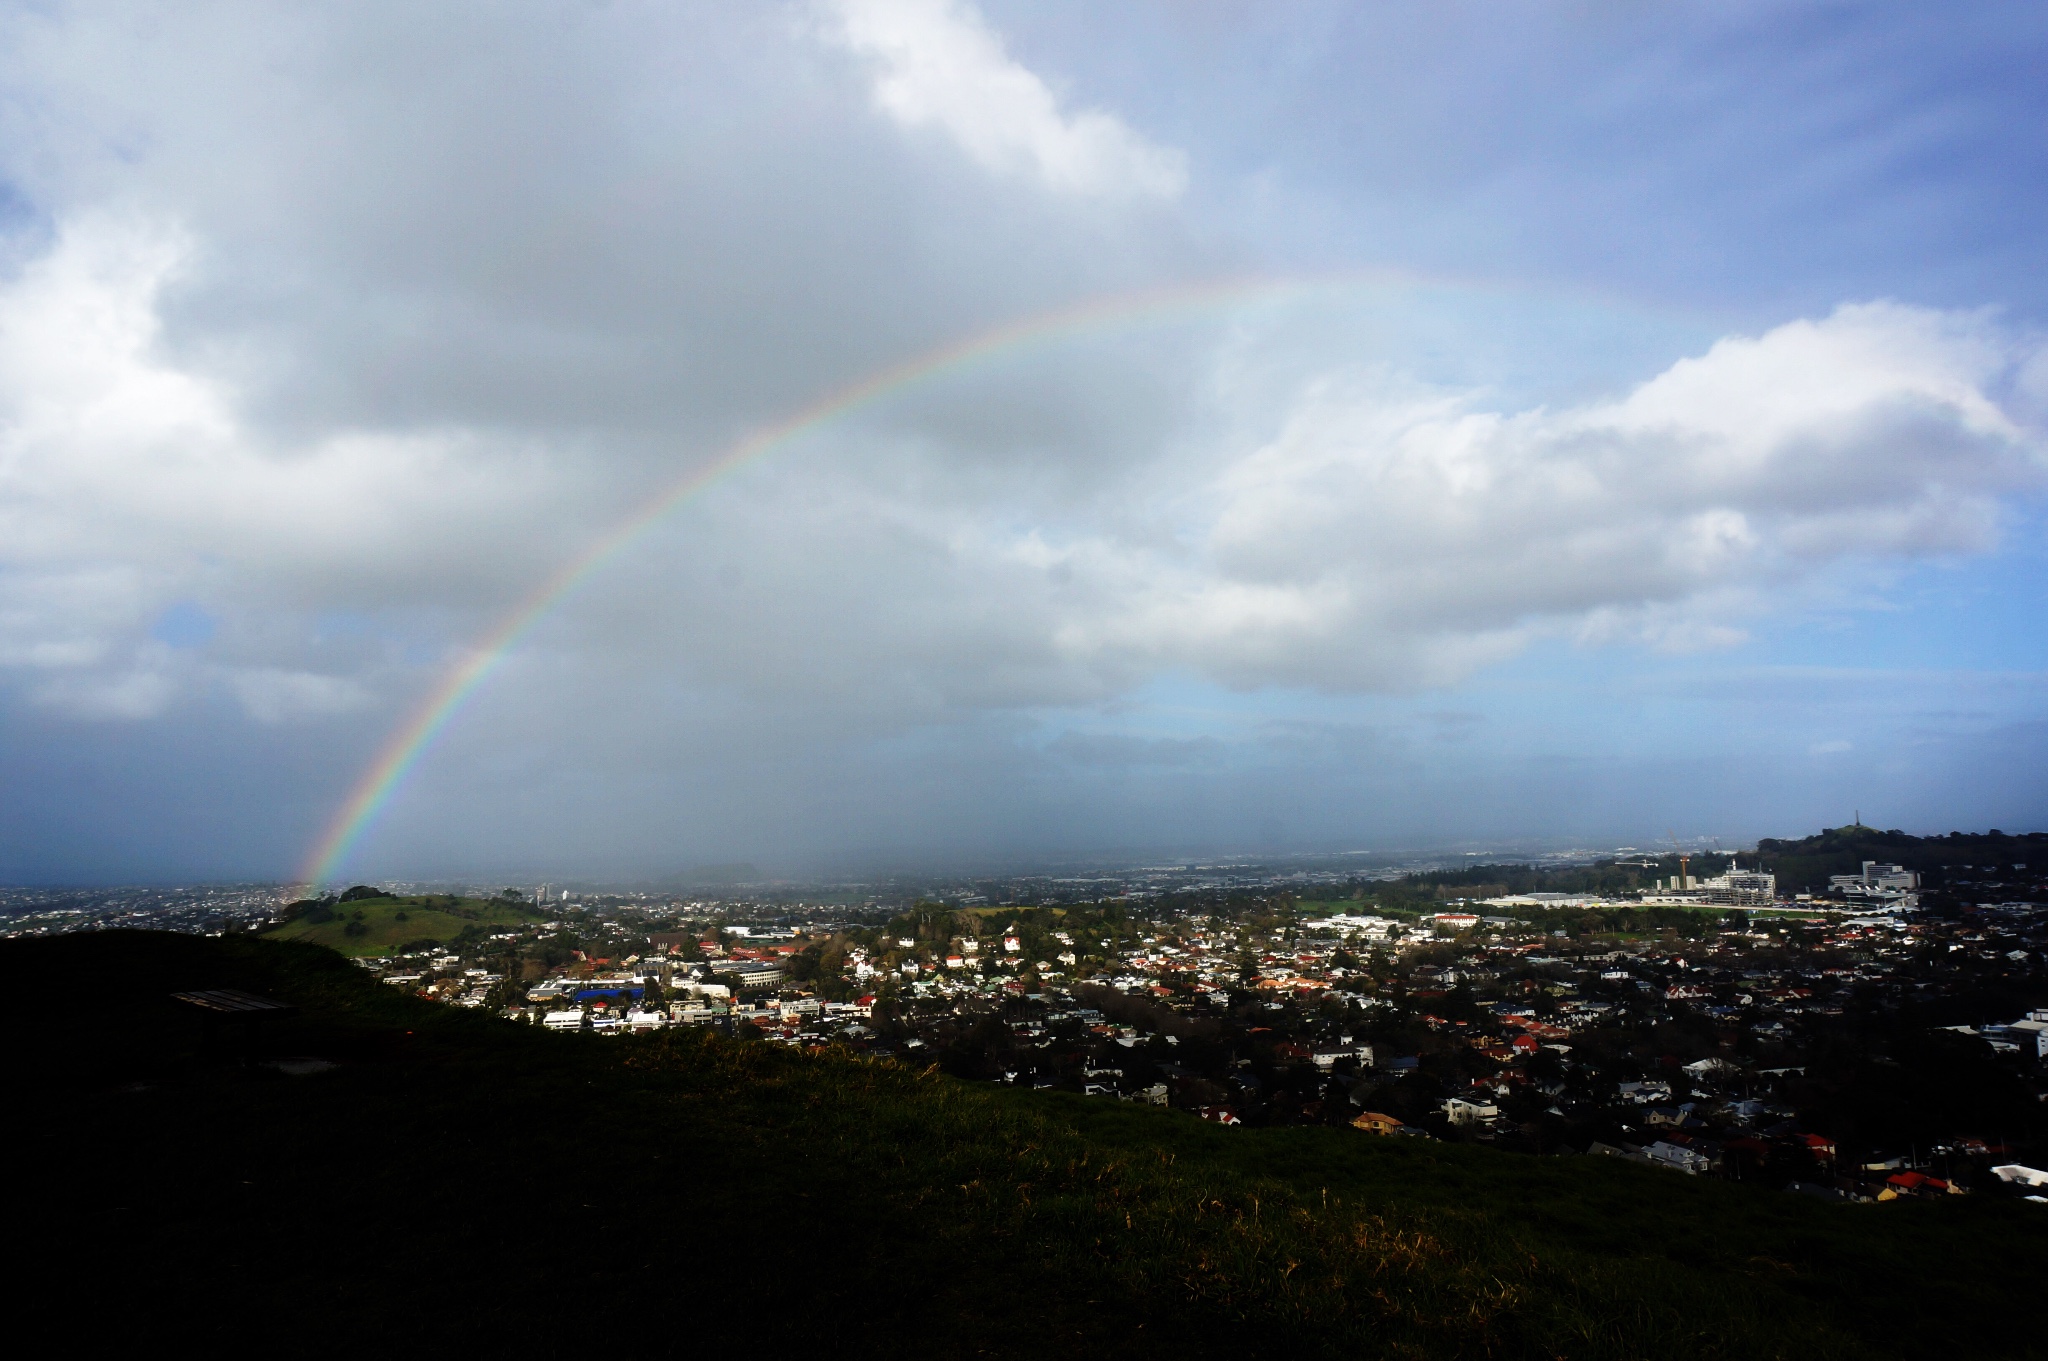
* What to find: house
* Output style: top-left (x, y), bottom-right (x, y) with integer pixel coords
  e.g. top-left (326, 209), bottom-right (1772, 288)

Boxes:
top-left (1351, 1110), bottom-right (1402, 1136)
top-left (1441, 1097), bottom-right (1500, 1127)
top-left (1990, 1164), bottom-right (2048, 1187)
top-left (1797, 1133), bottom-right (1837, 1161)
top-left (2002, 1011), bottom-right (2048, 1059)
top-left (542, 1009), bottom-right (585, 1031)
top-left (1197, 1106), bottom-right (1241, 1126)
top-left (1646, 1141), bottom-right (1711, 1174)
top-left (1879, 1171), bottom-right (1957, 1199)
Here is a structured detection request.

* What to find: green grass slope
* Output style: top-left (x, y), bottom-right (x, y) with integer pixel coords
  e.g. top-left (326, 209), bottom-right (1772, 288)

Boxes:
top-left (4, 931), bottom-right (2040, 1358)
top-left (258, 892), bottom-right (543, 955)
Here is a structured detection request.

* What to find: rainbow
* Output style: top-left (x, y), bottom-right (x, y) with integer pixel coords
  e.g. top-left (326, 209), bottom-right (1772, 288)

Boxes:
top-left (297, 267), bottom-right (1470, 889)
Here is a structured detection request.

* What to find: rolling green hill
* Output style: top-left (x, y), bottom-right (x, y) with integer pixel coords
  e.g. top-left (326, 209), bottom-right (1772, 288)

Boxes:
top-left (259, 892), bottom-right (544, 956)
top-left (4, 930), bottom-right (2040, 1358)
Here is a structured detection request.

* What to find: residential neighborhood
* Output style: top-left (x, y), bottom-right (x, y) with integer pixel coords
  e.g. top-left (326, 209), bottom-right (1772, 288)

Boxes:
top-left (11, 829), bottom-right (2046, 1206)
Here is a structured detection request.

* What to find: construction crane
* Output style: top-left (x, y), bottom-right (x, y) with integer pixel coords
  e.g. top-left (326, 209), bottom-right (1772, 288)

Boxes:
top-left (1667, 830), bottom-right (1691, 891)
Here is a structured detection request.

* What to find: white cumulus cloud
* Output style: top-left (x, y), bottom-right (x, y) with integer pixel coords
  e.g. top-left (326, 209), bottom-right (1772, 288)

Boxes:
top-left (1004, 303), bottom-right (2045, 690)
top-left (817, 0), bottom-right (1187, 200)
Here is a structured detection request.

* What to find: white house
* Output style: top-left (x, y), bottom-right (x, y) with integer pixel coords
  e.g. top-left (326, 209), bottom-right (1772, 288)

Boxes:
top-left (1441, 1097), bottom-right (1500, 1126)
top-left (1646, 1141), bottom-right (1711, 1174)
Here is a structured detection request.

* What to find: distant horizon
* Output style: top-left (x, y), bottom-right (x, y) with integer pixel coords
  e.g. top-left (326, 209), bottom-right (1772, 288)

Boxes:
top-left (8, 820), bottom-right (2039, 894)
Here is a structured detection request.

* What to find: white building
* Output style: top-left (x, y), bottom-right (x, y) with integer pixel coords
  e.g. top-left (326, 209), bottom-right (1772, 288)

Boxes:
top-left (1828, 861), bottom-right (1919, 908)
top-left (1441, 1097), bottom-right (1500, 1127)
top-left (1642, 860), bottom-right (1776, 906)
top-left (1830, 861), bottom-right (1917, 893)
top-left (1646, 1141), bottom-right (1711, 1174)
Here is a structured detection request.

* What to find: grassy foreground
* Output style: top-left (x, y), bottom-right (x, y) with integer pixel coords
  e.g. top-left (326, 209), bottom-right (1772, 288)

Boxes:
top-left (5, 931), bottom-right (2040, 1358)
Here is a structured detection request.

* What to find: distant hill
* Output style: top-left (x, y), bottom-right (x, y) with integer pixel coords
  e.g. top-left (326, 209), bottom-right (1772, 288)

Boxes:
top-left (259, 892), bottom-right (545, 956)
top-left (4, 930), bottom-right (2040, 1358)
top-left (1755, 825), bottom-right (2048, 893)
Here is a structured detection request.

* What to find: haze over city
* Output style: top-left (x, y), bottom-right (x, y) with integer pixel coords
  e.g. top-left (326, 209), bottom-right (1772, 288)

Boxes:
top-left (2, 1), bottom-right (2046, 884)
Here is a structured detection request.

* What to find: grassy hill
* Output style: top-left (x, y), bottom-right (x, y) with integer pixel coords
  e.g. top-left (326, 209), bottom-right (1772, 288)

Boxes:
top-left (1755, 824), bottom-right (2048, 893)
top-left (258, 892), bottom-right (544, 956)
top-left (4, 930), bottom-right (2041, 1358)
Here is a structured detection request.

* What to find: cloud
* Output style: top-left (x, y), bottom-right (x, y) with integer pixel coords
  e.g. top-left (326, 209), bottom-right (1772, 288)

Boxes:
top-left (817, 0), bottom-right (1187, 200)
top-left (32, 662), bottom-right (176, 721)
top-left (228, 668), bottom-right (370, 724)
top-left (1019, 302), bottom-right (2043, 690)
top-left (0, 2), bottom-right (2042, 877)
top-left (0, 214), bottom-right (561, 720)
top-left (0, 219), bottom-right (2037, 754)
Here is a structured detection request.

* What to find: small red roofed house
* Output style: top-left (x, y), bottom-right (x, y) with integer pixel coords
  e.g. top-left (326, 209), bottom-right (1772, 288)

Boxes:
top-left (1881, 1171), bottom-right (1955, 1199)
top-left (1351, 1111), bottom-right (1402, 1136)
top-left (1799, 1133), bottom-right (1837, 1162)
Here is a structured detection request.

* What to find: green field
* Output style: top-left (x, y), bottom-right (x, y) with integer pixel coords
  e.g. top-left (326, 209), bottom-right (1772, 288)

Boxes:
top-left (5, 929), bottom-right (2041, 1358)
top-left (259, 893), bottom-right (545, 956)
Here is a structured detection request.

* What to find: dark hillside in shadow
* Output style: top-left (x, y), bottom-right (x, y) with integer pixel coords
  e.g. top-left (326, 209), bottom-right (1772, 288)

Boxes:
top-left (4, 931), bottom-right (2040, 1358)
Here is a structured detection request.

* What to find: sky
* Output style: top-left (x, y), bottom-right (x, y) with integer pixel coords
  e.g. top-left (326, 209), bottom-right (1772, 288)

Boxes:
top-left (1, 0), bottom-right (2046, 884)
